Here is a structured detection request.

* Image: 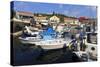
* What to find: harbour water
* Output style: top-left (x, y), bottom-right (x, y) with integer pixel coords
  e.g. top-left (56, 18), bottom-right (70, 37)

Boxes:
top-left (12, 36), bottom-right (82, 66)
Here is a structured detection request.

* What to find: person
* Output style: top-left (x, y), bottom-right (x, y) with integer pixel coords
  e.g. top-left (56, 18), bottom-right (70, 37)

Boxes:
top-left (70, 35), bottom-right (77, 51)
top-left (79, 31), bottom-right (86, 51)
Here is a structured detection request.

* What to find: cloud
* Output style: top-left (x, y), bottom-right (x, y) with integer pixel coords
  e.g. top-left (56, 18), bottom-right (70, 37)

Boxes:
top-left (86, 6), bottom-right (97, 12)
top-left (63, 9), bottom-right (80, 17)
top-left (91, 7), bottom-right (97, 12)
top-left (71, 11), bottom-right (80, 17)
top-left (59, 4), bottom-right (63, 9)
top-left (63, 10), bottom-right (69, 15)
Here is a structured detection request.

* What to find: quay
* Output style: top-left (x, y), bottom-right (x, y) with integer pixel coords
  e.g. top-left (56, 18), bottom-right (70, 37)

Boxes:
top-left (11, 30), bottom-right (23, 37)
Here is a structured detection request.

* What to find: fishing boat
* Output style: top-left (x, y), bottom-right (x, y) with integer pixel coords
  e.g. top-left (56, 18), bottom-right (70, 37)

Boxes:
top-left (19, 26), bottom-right (72, 50)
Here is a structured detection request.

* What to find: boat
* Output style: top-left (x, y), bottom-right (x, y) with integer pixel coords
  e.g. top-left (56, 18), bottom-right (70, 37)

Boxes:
top-left (19, 26), bottom-right (72, 50)
top-left (85, 32), bottom-right (97, 60)
top-left (73, 31), bottom-right (97, 61)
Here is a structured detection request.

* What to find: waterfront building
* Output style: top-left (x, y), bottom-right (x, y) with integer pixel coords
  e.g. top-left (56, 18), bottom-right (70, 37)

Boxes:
top-left (13, 11), bottom-right (34, 24)
top-left (49, 15), bottom-right (60, 24)
top-left (64, 17), bottom-right (79, 26)
top-left (78, 17), bottom-right (97, 32)
top-left (34, 15), bottom-right (48, 25)
top-left (11, 11), bottom-right (36, 33)
top-left (49, 15), bottom-right (60, 29)
top-left (64, 17), bottom-right (80, 34)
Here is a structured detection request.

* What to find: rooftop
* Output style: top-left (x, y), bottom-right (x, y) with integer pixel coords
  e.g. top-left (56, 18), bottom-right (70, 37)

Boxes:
top-left (16, 11), bottom-right (34, 17)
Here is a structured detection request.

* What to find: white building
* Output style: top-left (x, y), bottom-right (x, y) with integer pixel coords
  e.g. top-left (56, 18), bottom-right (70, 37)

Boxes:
top-left (49, 15), bottom-right (60, 24)
top-left (12, 11), bottom-right (34, 23)
top-left (49, 15), bottom-right (60, 29)
top-left (34, 15), bottom-right (48, 25)
top-left (64, 17), bottom-right (80, 26)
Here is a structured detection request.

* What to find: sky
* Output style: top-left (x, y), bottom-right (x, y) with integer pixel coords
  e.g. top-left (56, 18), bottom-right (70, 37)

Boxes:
top-left (12, 1), bottom-right (97, 18)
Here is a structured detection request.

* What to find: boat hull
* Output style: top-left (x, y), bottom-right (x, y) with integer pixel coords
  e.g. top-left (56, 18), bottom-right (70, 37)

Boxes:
top-left (19, 37), bottom-right (72, 50)
top-left (38, 44), bottom-right (66, 50)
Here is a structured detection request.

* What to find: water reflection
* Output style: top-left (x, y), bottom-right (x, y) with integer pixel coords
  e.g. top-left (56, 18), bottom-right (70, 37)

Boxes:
top-left (13, 37), bottom-right (81, 66)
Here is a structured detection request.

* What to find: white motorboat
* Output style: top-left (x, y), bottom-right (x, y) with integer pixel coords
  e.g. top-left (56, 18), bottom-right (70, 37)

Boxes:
top-left (19, 26), bottom-right (72, 50)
